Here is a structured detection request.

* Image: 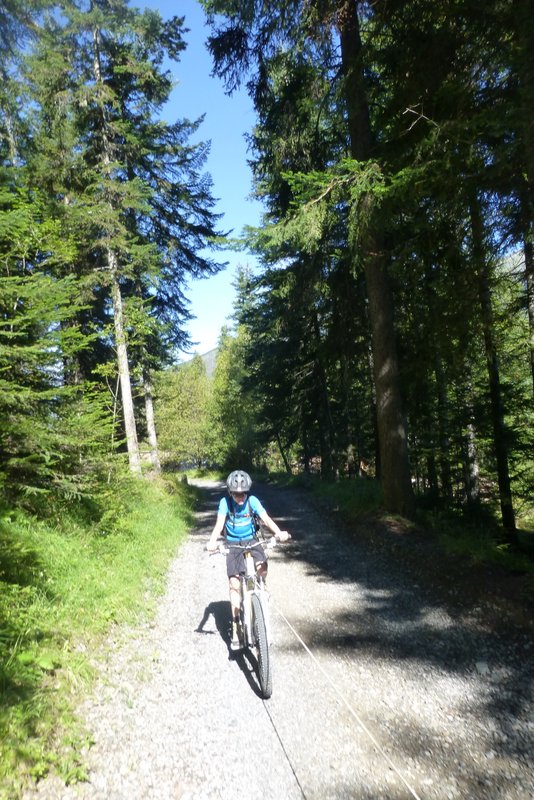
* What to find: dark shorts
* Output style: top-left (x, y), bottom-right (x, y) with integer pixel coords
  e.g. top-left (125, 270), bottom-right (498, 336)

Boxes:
top-left (225, 538), bottom-right (266, 578)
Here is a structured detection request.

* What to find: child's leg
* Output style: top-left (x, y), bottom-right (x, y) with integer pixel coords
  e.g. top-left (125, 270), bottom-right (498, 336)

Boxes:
top-left (229, 576), bottom-right (241, 649)
top-left (229, 576), bottom-right (241, 619)
top-left (256, 560), bottom-right (267, 579)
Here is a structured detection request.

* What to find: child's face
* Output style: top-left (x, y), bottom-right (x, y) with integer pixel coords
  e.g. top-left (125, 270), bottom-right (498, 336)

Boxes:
top-left (231, 491), bottom-right (246, 504)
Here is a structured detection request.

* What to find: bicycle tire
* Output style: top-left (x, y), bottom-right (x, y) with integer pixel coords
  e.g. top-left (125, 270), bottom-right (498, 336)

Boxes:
top-left (251, 593), bottom-right (272, 698)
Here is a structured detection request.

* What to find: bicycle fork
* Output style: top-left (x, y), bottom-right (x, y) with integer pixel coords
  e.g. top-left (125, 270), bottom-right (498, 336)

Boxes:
top-left (241, 582), bottom-right (253, 646)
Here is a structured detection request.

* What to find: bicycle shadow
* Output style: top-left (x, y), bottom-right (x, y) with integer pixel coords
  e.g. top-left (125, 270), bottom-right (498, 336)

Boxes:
top-left (196, 601), bottom-right (264, 698)
top-left (232, 649), bottom-right (264, 698)
top-left (195, 600), bottom-right (231, 641)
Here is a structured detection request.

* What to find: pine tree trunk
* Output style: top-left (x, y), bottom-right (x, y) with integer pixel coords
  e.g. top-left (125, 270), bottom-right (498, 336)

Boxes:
top-left (523, 226), bottom-right (534, 397)
top-left (464, 420), bottom-right (480, 508)
top-left (142, 370), bottom-right (161, 474)
top-left (92, 18), bottom-right (141, 475)
top-left (301, 419), bottom-right (311, 474)
top-left (338, 1), bottom-right (414, 517)
top-left (515, 0), bottom-right (534, 395)
top-left (341, 354), bottom-right (358, 477)
top-left (470, 195), bottom-right (516, 537)
top-left (313, 315), bottom-right (336, 480)
top-left (110, 265), bottom-right (141, 474)
top-left (275, 432), bottom-right (292, 475)
top-left (434, 356), bottom-right (452, 500)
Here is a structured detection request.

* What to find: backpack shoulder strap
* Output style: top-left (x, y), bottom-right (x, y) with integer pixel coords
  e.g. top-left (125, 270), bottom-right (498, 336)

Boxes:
top-left (248, 497), bottom-right (261, 534)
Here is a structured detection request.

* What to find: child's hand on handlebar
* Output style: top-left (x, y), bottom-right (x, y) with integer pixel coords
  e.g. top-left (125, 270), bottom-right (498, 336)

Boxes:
top-left (275, 530), bottom-right (291, 542)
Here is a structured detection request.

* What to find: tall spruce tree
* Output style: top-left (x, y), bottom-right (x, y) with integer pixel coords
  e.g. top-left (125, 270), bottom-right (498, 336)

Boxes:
top-left (199, 0), bottom-right (532, 530)
top-left (22, 0), bottom-right (224, 474)
top-left (201, 0), bottom-right (415, 515)
top-left (0, 184), bottom-right (114, 500)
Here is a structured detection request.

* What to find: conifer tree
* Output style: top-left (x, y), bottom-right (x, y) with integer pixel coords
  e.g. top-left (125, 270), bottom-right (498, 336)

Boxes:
top-left (201, 0), bottom-right (415, 515)
top-left (0, 184), bottom-right (114, 499)
top-left (200, 0), bottom-right (533, 528)
top-left (22, 0), bottom-right (224, 474)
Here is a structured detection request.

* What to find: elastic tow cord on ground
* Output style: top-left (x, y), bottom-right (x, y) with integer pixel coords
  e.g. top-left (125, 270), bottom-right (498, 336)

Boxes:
top-left (263, 700), bottom-right (308, 800)
top-left (272, 602), bottom-right (423, 800)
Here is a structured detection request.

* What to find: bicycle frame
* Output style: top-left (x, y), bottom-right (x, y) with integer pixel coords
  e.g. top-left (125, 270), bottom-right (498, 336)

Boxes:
top-left (240, 547), bottom-right (270, 649)
top-left (224, 539), bottom-right (274, 698)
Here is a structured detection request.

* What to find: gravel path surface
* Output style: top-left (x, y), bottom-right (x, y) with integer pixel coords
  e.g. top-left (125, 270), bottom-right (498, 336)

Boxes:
top-left (25, 480), bottom-right (533, 800)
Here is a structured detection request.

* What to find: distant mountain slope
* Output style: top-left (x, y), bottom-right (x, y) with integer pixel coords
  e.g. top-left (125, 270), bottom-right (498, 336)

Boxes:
top-left (180, 347), bottom-right (218, 377)
top-left (199, 347), bottom-right (218, 378)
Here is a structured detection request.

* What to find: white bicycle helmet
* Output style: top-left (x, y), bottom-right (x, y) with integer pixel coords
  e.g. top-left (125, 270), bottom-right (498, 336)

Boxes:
top-left (226, 469), bottom-right (252, 493)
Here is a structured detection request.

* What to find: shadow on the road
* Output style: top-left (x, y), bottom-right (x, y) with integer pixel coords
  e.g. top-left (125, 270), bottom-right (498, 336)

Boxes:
top-left (275, 490), bottom-right (534, 798)
top-left (195, 598), bottom-right (264, 698)
top-left (190, 479), bottom-right (534, 798)
top-left (195, 600), bottom-right (231, 642)
top-left (232, 650), bottom-right (264, 698)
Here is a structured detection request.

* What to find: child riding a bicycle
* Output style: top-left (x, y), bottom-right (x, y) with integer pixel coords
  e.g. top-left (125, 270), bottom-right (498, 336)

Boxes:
top-left (206, 470), bottom-right (290, 650)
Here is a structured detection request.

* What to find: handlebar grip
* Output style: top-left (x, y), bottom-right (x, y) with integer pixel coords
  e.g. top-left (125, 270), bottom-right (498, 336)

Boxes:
top-left (207, 546), bottom-right (227, 555)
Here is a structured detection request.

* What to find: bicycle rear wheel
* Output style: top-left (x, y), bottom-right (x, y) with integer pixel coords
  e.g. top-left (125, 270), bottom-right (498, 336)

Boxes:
top-left (251, 593), bottom-right (272, 698)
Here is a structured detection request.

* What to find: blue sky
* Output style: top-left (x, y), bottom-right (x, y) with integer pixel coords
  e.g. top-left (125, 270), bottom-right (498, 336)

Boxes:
top-left (139, 0), bottom-right (263, 358)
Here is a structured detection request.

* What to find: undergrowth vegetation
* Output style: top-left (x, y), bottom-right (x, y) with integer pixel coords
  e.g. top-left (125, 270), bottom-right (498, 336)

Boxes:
top-left (279, 472), bottom-right (534, 583)
top-left (0, 475), bottom-right (197, 797)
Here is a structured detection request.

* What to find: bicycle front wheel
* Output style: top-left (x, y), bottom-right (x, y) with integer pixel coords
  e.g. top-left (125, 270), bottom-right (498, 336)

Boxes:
top-left (251, 593), bottom-right (272, 699)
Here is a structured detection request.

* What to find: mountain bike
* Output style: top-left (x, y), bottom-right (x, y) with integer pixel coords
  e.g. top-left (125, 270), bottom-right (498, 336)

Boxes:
top-left (218, 538), bottom-right (279, 699)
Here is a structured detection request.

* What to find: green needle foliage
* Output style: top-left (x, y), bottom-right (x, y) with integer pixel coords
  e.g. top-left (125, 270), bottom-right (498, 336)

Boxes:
top-left (198, 0), bottom-right (534, 535)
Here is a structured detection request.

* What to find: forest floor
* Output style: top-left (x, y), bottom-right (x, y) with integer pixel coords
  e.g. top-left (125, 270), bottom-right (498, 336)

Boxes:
top-left (335, 504), bottom-right (534, 636)
top-left (333, 501), bottom-right (531, 625)
top-left (22, 479), bottom-right (533, 800)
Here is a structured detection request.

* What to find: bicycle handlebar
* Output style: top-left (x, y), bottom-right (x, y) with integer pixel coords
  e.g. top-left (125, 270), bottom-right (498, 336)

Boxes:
top-left (207, 534), bottom-right (291, 555)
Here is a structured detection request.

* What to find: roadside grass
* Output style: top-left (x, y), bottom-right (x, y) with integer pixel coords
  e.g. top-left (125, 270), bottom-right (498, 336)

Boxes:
top-left (0, 475), bottom-right (197, 797)
top-left (180, 468), bottom-right (224, 482)
top-left (435, 518), bottom-right (534, 576)
top-left (265, 471), bottom-right (384, 515)
top-left (308, 475), bottom-right (384, 516)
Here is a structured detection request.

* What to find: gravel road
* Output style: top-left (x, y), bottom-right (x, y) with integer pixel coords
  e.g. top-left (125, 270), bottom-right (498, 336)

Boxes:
top-left (25, 480), bottom-right (533, 800)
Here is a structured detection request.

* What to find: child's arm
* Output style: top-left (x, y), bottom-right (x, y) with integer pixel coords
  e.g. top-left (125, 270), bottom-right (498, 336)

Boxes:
top-left (259, 510), bottom-right (290, 541)
top-left (206, 513), bottom-right (226, 550)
